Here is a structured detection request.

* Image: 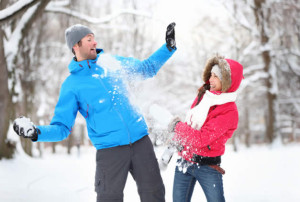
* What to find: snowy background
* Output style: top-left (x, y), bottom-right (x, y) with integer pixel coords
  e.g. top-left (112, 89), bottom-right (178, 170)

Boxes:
top-left (1, 0), bottom-right (300, 201)
top-left (1, 142), bottom-right (300, 202)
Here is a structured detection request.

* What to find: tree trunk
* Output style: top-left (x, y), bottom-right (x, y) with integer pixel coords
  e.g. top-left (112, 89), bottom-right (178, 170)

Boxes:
top-left (67, 133), bottom-right (73, 155)
top-left (52, 142), bottom-right (56, 154)
top-left (0, 0), bottom-right (15, 159)
top-left (265, 54), bottom-right (276, 143)
top-left (244, 106), bottom-right (251, 147)
top-left (0, 28), bottom-right (15, 159)
top-left (253, 0), bottom-right (276, 143)
top-left (14, 0), bottom-right (51, 156)
top-left (0, 0), bottom-right (51, 158)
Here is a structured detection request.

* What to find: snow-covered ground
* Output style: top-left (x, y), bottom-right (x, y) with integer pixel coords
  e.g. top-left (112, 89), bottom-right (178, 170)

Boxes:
top-left (1, 143), bottom-right (300, 202)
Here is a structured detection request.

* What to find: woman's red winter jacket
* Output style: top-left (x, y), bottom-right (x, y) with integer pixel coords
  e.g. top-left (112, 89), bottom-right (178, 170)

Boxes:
top-left (174, 96), bottom-right (238, 161)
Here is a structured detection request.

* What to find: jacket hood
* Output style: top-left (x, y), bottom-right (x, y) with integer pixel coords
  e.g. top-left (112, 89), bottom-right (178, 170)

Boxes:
top-left (68, 49), bottom-right (103, 73)
top-left (202, 55), bottom-right (243, 92)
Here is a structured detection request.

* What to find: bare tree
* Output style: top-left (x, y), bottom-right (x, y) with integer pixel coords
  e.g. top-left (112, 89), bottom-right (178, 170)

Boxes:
top-left (220, 0), bottom-right (300, 145)
top-left (0, 0), bottom-right (50, 159)
top-left (252, 0), bottom-right (276, 143)
top-left (0, 0), bottom-right (14, 159)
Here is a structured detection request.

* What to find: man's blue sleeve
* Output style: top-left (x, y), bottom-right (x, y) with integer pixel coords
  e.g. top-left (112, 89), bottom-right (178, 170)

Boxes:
top-left (115, 43), bottom-right (176, 79)
top-left (36, 82), bottom-right (78, 142)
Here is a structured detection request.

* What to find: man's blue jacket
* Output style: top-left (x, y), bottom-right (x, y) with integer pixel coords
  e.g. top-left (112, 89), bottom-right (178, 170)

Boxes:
top-left (36, 44), bottom-right (176, 150)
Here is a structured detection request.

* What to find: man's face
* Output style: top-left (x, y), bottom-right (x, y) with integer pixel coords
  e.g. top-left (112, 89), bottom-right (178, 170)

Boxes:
top-left (73, 34), bottom-right (97, 61)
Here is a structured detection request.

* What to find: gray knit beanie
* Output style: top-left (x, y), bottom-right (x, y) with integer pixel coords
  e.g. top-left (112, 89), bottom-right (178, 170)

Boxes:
top-left (211, 65), bottom-right (223, 81)
top-left (65, 24), bottom-right (93, 51)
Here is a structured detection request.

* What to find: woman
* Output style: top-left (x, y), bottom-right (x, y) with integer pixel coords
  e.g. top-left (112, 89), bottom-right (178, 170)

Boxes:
top-left (172, 55), bottom-right (243, 202)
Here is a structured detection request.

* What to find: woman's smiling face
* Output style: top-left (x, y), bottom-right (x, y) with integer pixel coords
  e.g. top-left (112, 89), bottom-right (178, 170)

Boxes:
top-left (209, 72), bottom-right (222, 91)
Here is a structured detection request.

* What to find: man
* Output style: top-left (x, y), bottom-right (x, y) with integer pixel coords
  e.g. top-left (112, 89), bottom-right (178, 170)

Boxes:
top-left (13, 23), bottom-right (176, 202)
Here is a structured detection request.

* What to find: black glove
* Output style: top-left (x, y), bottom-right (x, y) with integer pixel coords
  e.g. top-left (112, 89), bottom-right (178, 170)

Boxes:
top-left (166, 22), bottom-right (176, 51)
top-left (13, 116), bottom-right (40, 141)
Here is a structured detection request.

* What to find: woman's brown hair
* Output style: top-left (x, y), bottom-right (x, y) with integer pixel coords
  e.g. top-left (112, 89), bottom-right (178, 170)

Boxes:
top-left (195, 83), bottom-right (210, 106)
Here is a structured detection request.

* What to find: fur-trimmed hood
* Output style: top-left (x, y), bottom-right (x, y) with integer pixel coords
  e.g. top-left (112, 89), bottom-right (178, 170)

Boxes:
top-left (203, 55), bottom-right (243, 92)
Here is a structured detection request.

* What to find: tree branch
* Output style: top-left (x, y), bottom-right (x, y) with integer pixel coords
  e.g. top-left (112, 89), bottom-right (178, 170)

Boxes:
top-left (20, 0), bottom-right (51, 39)
top-left (0, 0), bottom-right (40, 24)
top-left (45, 2), bottom-right (152, 24)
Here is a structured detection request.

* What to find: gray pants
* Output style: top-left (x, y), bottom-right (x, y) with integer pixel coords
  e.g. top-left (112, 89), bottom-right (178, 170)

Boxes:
top-left (95, 135), bottom-right (165, 202)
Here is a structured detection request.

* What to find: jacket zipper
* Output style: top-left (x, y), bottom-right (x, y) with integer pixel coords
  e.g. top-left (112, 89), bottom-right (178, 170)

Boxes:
top-left (96, 74), bottom-right (132, 144)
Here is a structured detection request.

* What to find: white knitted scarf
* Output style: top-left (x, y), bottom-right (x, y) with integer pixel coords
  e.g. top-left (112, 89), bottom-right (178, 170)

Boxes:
top-left (185, 90), bottom-right (237, 130)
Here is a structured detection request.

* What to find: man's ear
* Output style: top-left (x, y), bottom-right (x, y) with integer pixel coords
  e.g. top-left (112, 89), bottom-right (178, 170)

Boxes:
top-left (72, 43), bottom-right (79, 55)
top-left (73, 43), bottom-right (78, 51)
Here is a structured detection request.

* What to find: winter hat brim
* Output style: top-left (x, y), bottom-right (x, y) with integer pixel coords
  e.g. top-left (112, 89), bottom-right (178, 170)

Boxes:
top-left (65, 24), bottom-right (93, 51)
top-left (211, 65), bottom-right (223, 81)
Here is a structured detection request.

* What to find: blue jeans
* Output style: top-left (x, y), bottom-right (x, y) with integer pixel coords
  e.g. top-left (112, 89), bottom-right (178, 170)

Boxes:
top-left (173, 160), bottom-right (225, 202)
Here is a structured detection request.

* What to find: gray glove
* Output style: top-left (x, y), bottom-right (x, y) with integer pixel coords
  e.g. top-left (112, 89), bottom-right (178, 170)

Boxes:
top-left (167, 116), bottom-right (181, 133)
top-left (159, 117), bottom-right (182, 170)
